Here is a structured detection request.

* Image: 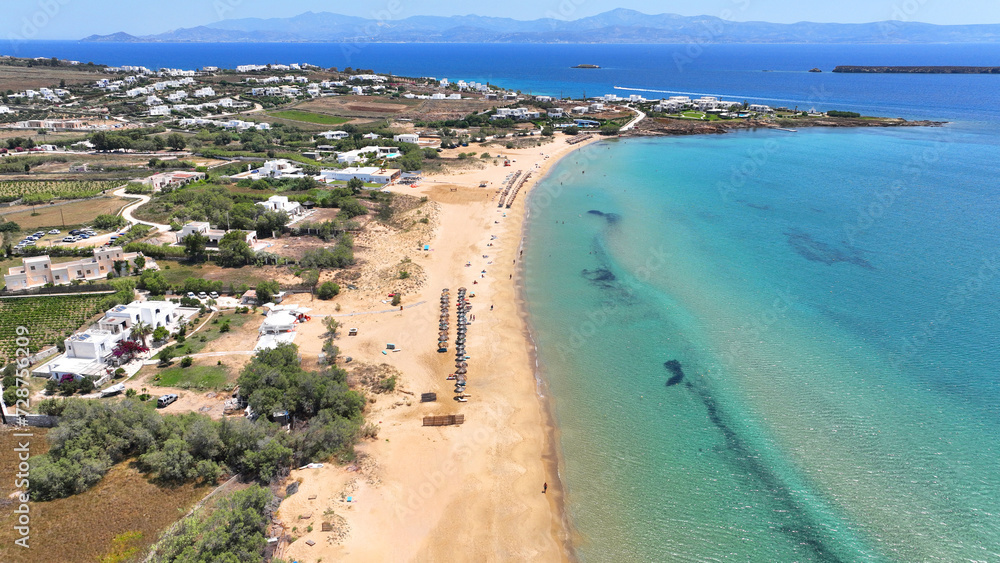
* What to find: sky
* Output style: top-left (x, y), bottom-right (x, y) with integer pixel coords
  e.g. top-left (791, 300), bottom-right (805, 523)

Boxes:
top-left (2, 0), bottom-right (997, 39)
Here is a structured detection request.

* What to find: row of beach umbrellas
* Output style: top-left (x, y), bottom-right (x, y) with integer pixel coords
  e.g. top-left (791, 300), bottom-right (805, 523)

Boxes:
top-left (455, 287), bottom-right (470, 394)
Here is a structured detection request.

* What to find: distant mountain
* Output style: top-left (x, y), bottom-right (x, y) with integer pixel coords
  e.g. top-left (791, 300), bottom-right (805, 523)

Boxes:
top-left (82, 9), bottom-right (1000, 44)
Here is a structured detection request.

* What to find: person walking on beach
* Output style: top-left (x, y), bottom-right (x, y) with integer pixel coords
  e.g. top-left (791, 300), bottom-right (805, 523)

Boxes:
top-left (543, 482), bottom-right (548, 494)
top-left (491, 305), bottom-right (494, 311)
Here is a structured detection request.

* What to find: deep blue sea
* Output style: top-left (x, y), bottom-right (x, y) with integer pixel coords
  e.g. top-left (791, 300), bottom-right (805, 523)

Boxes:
top-left (9, 41), bottom-right (1000, 561)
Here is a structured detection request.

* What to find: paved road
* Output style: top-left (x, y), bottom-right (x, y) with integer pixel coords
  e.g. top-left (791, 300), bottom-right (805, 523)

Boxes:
top-left (115, 186), bottom-right (171, 231)
top-left (621, 106), bottom-right (647, 131)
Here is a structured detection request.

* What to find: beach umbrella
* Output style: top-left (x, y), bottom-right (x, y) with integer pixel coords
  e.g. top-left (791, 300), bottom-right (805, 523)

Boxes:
top-left (457, 361), bottom-right (468, 368)
top-left (456, 367), bottom-right (467, 374)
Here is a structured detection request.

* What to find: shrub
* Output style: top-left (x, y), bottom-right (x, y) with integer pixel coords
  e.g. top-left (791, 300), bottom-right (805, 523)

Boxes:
top-left (391, 294), bottom-right (401, 307)
top-left (317, 282), bottom-right (340, 300)
top-left (180, 357), bottom-right (194, 368)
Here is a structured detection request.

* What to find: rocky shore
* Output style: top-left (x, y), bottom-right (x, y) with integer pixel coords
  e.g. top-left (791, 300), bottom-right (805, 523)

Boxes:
top-left (629, 116), bottom-right (946, 136)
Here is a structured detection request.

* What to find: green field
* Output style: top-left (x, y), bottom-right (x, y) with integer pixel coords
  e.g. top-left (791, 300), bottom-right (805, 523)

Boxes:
top-left (0, 294), bottom-right (108, 360)
top-left (154, 364), bottom-right (231, 389)
top-left (269, 110), bottom-right (350, 125)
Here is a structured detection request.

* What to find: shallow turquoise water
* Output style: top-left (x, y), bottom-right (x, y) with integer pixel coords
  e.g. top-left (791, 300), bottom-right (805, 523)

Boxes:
top-left (524, 127), bottom-right (1000, 562)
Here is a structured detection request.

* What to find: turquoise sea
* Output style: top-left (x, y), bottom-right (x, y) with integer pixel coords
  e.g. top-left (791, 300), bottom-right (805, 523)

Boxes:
top-left (11, 40), bottom-right (1000, 561)
top-left (524, 126), bottom-right (1000, 561)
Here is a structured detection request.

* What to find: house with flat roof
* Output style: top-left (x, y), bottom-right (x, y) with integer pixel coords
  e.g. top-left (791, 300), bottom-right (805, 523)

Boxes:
top-left (144, 170), bottom-right (206, 191)
top-left (39, 300), bottom-right (189, 382)
top-left (4, 247), bottom-right (149, 291)
top-left (175, 221), bottom-right (258, 246)
top-left (257, 195), bottom-right (305, 217)
top-left (393, 133), bottom-right (420, 144)
top-left (320, 167), bottom-right (401, 185)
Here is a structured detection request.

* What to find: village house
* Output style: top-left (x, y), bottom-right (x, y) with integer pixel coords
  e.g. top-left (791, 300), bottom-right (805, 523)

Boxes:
top-left (175, 221), bottom-right (258, 246)
top-left (320, 167), bottom-right (401, 185)
top-left (257, 195), bottom-right (305, 217)
top-left (143, 170), bottom-right (206, 191)
top-left (393, 133), bottom-right (420, 144)
top-left (38, 300), bottom-right (189, 382)
top-left (4, 247), bottom-right (150, 292)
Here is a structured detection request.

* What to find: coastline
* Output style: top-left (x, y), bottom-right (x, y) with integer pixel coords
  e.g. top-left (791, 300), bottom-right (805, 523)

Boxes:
top-left (274, 133), bottom-right (602, 562)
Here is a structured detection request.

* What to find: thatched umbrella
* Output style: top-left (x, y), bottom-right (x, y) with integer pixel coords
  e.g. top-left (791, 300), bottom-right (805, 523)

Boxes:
top-left (456, 367), bottom-right (467, 375)
top-left (457, 361), bottom-right (468, 368)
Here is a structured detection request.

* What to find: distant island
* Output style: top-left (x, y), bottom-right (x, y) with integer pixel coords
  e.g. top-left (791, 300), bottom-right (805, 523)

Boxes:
top-left (833, 66), bottom-right (1000, 74)
top-left (78, 9), bottom-right (1000, 44)
top-left (572, 64), bottom-right (601, 69)
top-left (809, 68), bottom-right (823, 72)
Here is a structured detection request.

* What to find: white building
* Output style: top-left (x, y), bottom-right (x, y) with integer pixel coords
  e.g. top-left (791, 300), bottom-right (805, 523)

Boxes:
top-left (320, 167), bottom-right (401, 185)
top-left (4, 247), bottom-right (149, 291)
top-left (256, 159), bottom-right (303, 179)
top-left (257, 195), bottom-right (305, 217)
top-left (175, 221), bottom-right (258, 246)
top-left (149, 106), bottom-right (172, 117)
top-left (319, 130), bottom-right (350, 140)
top-left (193, 87), bottom-right (216, 98)
top-left (336, 146), bottom-right (400, 164)
top-left (393, 133), bottom-right (420, 144)
top-left (41, 300), bottom-right (186, 382)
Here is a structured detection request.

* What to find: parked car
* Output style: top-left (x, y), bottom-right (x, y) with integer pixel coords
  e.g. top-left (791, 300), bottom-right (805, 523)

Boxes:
top-left (69, 229), bottom-right (81, 235)
top-left (48, 229), bottom-right (60, 235)
top-left (156, 394), bottom-right (178, 408)
top-left (62, 236), bottom-right (76, 243)
top-left (209, 292), bottom-right (219, 299)
top-left (198, 292), bottom-right (208, 299)
top-left (186, 292), bottom-right (196, 299)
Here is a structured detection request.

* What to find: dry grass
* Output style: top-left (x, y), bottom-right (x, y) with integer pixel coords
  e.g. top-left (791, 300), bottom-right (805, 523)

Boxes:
top-left (0, 196), bottom-right (131, 229)
top-left (0, 426), bottom-right (211, 563)
top-left (0, 65), bottom-right (115, 90)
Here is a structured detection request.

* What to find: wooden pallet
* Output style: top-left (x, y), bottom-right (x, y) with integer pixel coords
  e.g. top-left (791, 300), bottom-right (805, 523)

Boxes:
top-left (422, 414), bottom-right (466, 427)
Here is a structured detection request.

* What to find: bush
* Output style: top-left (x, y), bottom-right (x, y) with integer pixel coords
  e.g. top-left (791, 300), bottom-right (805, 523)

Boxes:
top-left (180, 357), bottom-right (194, 368)
top-left (391, 294), bottom-right (401, 307)
top-left (316, 281), bottom-right (340, 300)
top-left (826, 110), bottom-right (861, 118)
top-left (93, 214), bottom-right (127, 231)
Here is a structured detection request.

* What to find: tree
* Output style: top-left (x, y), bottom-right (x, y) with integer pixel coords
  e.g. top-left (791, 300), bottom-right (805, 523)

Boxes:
top-left (152, 326), bottom-right (170, 342)
top-left (131, 320), bottom-right (153, 348)
top-left (323, 316), bottom-right (340, 336)
top-left (256, 281), bottom-right (280, 305)
top-left (133, 255), bottom-right (146, 271)
top-left (563, 126), bottom-right (580, 135)
top-left (317, 281), bottom-right (340, 300)
top-left (166, 132), bottom-right (187, 150)
top-left (180, 356), bottom-right (194, 368)
top-left (138, 270), bottom-right (170, 295)
top-left (347, 177), bottom-right (364, 194)
top-left (157, 345), bottom-right (176, 366)
top-left (214, 131), bottom-right (233, 146)
top-left (93, 214), bottom-right (126, 230)
top-left (140, 437), bottom-right (195, 482)
top-left (183, 232), bottom-right (209, 262)
top-left (216, 231), bottom-right (254, 267)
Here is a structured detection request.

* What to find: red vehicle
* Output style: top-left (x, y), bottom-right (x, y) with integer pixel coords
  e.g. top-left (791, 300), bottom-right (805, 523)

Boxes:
top-left (0, 148), bottom-right (8, 154)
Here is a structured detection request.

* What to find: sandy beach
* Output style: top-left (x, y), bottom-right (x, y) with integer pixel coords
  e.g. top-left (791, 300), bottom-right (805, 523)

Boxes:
top-left (275, 134), bottom-right (603, 562)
